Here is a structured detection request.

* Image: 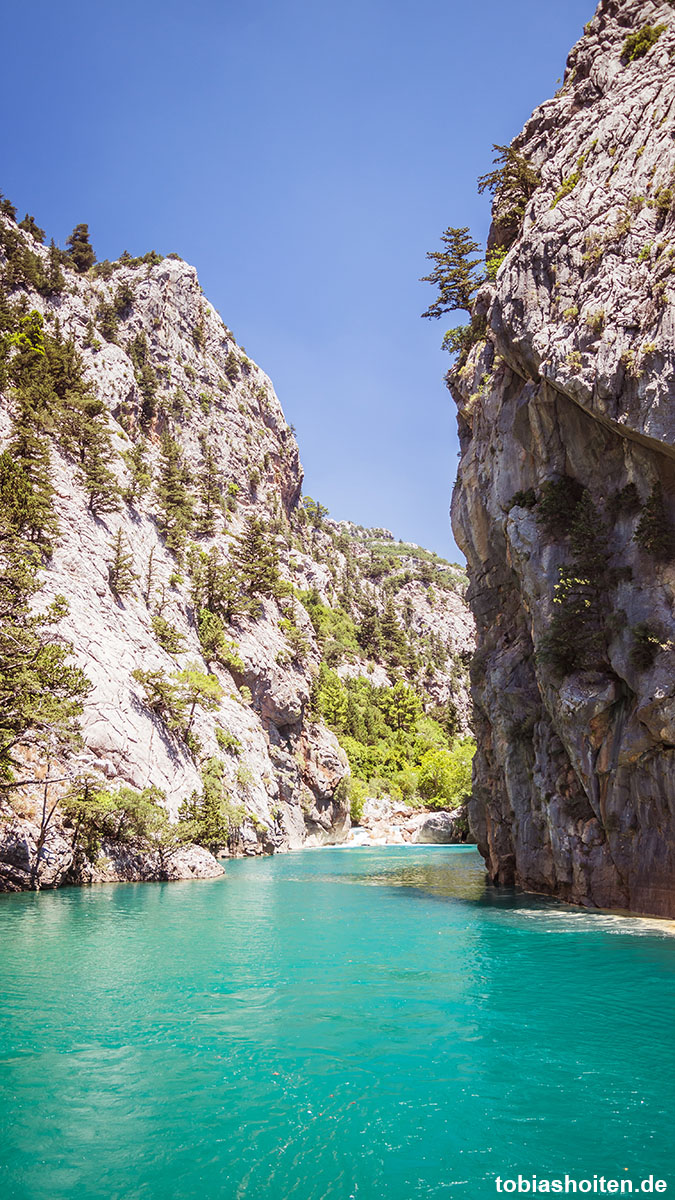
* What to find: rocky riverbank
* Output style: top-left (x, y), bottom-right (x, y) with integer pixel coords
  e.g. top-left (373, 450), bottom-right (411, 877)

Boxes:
top-left (349, 795), bottom-right (469, 846)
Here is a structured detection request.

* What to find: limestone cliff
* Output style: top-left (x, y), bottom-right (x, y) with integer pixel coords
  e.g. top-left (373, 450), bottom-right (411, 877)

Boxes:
top-left (450, 0), bottom-right (675, 916)
top-left (0, 213), bottom-right (473, 888)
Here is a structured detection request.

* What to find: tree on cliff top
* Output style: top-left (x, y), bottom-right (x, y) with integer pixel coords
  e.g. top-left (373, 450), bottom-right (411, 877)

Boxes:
top-left (66, 224), bottom-right (96, 273)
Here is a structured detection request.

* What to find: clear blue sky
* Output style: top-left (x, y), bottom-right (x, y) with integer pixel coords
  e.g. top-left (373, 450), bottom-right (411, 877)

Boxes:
top-left (2, 0), bottom-right (592, 560)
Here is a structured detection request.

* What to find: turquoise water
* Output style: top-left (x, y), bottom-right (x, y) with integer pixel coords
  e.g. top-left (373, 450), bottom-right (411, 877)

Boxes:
top-left (1, 846), bottom-right (674, 1200)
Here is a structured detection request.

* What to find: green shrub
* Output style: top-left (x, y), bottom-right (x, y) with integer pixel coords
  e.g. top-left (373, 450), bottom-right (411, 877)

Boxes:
top-left (621, 25), bottom-right (666, 64)
top-left (151, 614), bottom-right (185, 654)
top-left (348, 778), bottom-right (368, 824)
top-left (552, 153), bottom-right (586, 208)
top-left (485, 246), bottom-right (508, 281)
top-left (417, 739), bottom-right (475, 809)
top-left (197, 609), bottom-right (244, 671)
top-left (62, 780), bottom-right (187, 863)
top-left (178, 758), bottom-right (244, 853)
top-left (215, 727), bottom-right (242, 755)
top-left (585, 310), bottom-right (605, 334)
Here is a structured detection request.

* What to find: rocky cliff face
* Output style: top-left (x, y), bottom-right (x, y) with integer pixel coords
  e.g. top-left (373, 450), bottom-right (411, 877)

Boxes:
top-left (451, 0), bottom-right (675, 916)
top-left (0, 215), bottom-right (473, 887)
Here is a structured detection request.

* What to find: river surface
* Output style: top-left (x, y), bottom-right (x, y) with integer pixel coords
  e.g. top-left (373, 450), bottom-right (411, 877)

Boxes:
top-left (1, 846), bottom-right (674, 1200)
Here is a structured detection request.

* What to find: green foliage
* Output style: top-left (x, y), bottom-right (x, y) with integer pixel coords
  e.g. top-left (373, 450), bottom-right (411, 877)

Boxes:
top-left (66, 224), bottom-right (96, 273)
top-left (301, 496), bottom-right (329, 527)
top-left (18, 215), bottom-right (45, 243)
top-left (132, 661), bottom-right (224, 747)
top-left (586, 309), bottom-right (605, 335)
top-left (279, 615), bottom-right (311, 663)
top-left (179, 757), bottom-right (245, 853)
top-left (539, 490), bottom-right (611, 675)
top-left (621, 25), bottom-right (666, 63)
top-left (224, 350), bottom-right (240, 383)
top-left (151, 614), bottom-right (185, 654)
top-left (297, 589), bottom-right (359, 664)
top-left (0, 221), bottom-right (57, 296)
top-left (311, 664), bottom-right (471, 809)
top-left (128, 331), bottom-right (158, 425)
top-left (348, 777), bottom-right (368, 824)
top-left (174, 662), bottom-right (224, 732)
top-left (485, 246), bottom-right (508, 281)
top-left (552, 153), bottom-right (587, 208)
top-left (194, 437), bottom-right (223, 537)
top-left (95, 300), bottom-right (119, 343)
top-left (606, 483), bottom-right (640, 522)
top-left (379, 679), bottom-right (421, 731)
top-left (62, 779), bottom-right (191, 865)
top-left (0, 453), bottom-right (92, 780)
top-left (131, 667), bottom-right (184, 727)
top-left (508, 488), bottom-right (537, 510)
top-left (118, 249), bottom-right (163, 269)
top-left (477, 144), bottom-right (540, 243)
top-left (417, 739), bottom-right (475, 809)
top-left (189, 545), bottom-right (245, 623)
top-left (197, 609), bottom-right (244, 671)
top-left (536, 476), bottom-right (584, 537)
top-left (192, 319), bottom-right (206, 350)
top-left (0, 194), bottom-right (17, 220)
top-left (629, 623), bottom-right (665, 671)
top-left (108, 529), bottom-right (137, 596)
top-left (230, 514), bottom-right (282, 598)
top-left (634, 483), bottom-right (673, 560)
top-left (8, 310), bottom-right (119, 525)
top-left (215, 727), bottom-right (242, 755)
top-left (155, 431), bottom-right (194, 557)
top-left (420, 226), bottom-right (483, 320)
top-left (122, 437), bottom-right (152, 504)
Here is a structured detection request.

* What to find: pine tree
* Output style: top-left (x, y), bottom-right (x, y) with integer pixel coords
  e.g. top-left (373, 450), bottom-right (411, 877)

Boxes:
top-left (46, 328), bottom-right (121, 514)
top-left (45, 240), bottom-right (65, 295)
top-left (230, 514), bottom-right (280, 597)
top-left (381, 599), bottom-right (408, 667)
top-left (357, 603), bottom-right (383, 659)
top-left (155, 432), bottom-right (194, 557)
top-left (420, 226), bottom-right (483, 320)
top-left (8, 311), bottom-right (59, 547)
top-left (0, 456), bottom-right (91, 780)
top-left (477, 145), bottom-right (540, 232)
top-left (175, 663), bottom-right (224, 733)
top-left (122, 437), bottom-right (152, 504)
top-left (18, 215), bottom-right (45, 244)
top-left (66, 223), bottom-right (96, 273)
top-left (107, 529), bottom-right (137, 596)
top-left (127, 332), bottom-right (157, 425)
top-left (195, 438), bottom-right (223, 536)
top-left (178, 757), bottom-right (241, 853)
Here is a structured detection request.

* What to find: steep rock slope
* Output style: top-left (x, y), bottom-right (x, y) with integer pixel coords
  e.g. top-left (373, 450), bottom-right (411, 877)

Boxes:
top-left (451, 0), bottom-right (675, 916)
top-left (0, 215), bottom-right (473, 884)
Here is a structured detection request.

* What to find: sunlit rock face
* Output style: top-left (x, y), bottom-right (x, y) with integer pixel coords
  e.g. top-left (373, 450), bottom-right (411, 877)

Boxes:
top-left (0, 220), bottom-right (474, 873)
top-left (450, 0), bottom-right (675, 916)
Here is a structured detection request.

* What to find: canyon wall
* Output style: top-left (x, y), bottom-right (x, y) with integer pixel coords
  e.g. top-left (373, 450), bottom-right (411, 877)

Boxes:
top-left (451, 0), bottom-right (675, 916)
top-left (0, 214), bottom-right (473, 887)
